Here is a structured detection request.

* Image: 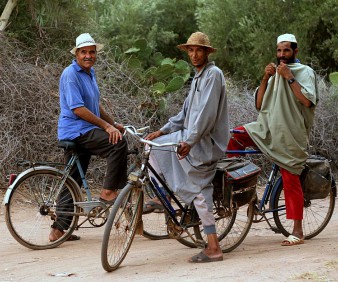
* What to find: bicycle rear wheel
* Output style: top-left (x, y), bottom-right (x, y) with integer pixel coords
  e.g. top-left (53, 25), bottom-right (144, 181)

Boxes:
top-left (217, 200), bottom-right (254, 253)
top-left (5, 167), bottom-right (81, 250)
top-left (174, 199), bottom-right (254, 252)
top-left (272, 177), bottom-right (336, 239)
top-left (101, 183), bottom-right (143, 272)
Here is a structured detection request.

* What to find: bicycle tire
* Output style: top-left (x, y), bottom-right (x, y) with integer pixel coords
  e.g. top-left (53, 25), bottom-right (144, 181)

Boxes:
top-left (272, 176), bottom-right (336, 239)
top-left (101, 183), bottom-right (143, 272)
top-left (218, 200), bottom-right (254, 253)
top-left (5, 167), bottom-right (81, 250)
top-left (142, 181), bottom-right (169, 240)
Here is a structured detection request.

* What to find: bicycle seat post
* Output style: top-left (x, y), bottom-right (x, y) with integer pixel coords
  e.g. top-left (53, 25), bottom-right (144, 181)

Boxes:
top-left (58, 140), bottom-right (92, 201)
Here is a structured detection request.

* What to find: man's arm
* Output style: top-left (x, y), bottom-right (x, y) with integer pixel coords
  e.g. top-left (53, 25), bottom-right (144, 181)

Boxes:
top-left (256, 63), bottom-right (276, 110)
top-left (99, 104), bottom-right (114, 125)
top-left (277, 62), bottom-right (312, 108)
top-left (99, 104), bottom-right (124, 132)
top-left (73, 106), bottom-right (122, 144)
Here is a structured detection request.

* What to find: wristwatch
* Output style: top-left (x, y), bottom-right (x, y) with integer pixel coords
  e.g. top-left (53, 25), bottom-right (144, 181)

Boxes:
top-left (287, 78), bottom-right (296, 84)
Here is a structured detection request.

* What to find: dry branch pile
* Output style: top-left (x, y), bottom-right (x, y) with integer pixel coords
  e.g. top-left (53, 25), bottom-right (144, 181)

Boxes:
top-left (0, 35), bottom-right (337, 190)
top-left (0, 35), bottom-right (185, 189)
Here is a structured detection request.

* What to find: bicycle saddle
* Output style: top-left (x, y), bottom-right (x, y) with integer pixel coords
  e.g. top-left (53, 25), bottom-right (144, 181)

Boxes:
top-left (58, 140), bottom-right (78, 150)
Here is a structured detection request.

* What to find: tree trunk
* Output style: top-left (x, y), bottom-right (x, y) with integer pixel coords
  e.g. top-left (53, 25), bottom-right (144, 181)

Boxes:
top-left (0, 0), bottom-right (18, 32)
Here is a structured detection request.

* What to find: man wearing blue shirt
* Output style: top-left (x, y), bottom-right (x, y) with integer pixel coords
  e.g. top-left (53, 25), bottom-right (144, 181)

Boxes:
top-left (50, 33), bottom-right (127, 242)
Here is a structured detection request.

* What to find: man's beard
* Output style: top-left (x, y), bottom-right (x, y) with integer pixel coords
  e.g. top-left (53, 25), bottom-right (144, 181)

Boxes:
top-left (277, 55), bottom-right (295, 65)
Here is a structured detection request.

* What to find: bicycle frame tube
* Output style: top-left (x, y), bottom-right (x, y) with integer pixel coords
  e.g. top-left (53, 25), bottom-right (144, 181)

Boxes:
top-left (74, 157), bottom-right (92, 201)
top-left (63, 153), bottom-right (92, 201)
top-left (146, 163), bottom-right (185, 226)
top-left (259, 164), bottom-right (284, 213)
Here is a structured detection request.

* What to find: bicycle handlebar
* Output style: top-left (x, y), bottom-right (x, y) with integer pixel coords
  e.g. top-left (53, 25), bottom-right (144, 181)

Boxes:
top-left (124, 125), bottom-right (180, 148)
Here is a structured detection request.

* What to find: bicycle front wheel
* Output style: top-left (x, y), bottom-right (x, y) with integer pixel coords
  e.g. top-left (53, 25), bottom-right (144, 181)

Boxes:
top-left (101, 183), bottom-right (143, 272)
top-left (272, 177), bottom-right (336, 239)
top-left (5, 167), bottom-right (81, 250)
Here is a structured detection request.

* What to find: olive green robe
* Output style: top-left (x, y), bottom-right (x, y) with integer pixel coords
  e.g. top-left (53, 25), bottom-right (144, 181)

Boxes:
top-left (245, 63), bottom-right (317, 175)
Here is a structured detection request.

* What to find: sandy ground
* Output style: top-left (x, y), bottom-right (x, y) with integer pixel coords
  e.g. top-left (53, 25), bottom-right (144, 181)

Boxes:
top-left (1, 188), bottom-right (338, 282)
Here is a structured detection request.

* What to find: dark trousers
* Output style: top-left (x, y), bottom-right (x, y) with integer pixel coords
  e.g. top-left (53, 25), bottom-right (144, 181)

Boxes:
top-left (52, 128), bottom-right (128, 231)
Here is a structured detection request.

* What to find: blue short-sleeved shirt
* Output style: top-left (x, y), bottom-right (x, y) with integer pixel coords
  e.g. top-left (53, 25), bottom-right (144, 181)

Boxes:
top-left (58, 60), bottom-right (100, 140)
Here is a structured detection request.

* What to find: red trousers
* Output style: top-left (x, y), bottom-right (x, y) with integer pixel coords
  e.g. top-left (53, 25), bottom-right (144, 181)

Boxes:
top-left (227, 126), bottom-right (303, 220)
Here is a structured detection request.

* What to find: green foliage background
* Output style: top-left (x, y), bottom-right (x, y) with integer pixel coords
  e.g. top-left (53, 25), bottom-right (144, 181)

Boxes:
top-left (1, 0), bottom-right (337, 82)
top-left (197, 0), bottom-right (338, 83)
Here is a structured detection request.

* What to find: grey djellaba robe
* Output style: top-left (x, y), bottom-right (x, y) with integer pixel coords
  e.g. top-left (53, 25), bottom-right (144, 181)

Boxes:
top-left (151, 62), bottom-right (229, 204)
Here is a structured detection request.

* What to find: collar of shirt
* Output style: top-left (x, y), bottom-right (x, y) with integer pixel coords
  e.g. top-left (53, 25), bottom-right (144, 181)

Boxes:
top-left (71, 59), bottom-right (95, 77)
top-left (194, 61), bottom-right (215, 79)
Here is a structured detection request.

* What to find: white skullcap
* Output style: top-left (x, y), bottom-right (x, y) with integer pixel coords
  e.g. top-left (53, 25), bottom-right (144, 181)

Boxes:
top-left (277, 33), bottom-right (297, 44)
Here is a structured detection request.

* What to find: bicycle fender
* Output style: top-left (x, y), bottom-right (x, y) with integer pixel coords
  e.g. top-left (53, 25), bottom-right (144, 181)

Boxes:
top-left (2, 166), bottom-right (81, 205)
top-left (269, 176), bottom-right (283, 210)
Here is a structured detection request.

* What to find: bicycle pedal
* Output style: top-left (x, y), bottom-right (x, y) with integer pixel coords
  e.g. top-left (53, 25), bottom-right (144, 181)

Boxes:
top-left (195, 239), bottom-right (206, 249)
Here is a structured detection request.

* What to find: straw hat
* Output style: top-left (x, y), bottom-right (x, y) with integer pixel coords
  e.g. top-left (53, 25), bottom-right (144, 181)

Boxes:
top-left (277, 33), bottom-right (297, 44)
top-left (177, 32), bottom-right (216, 53)
top-left (70, 33), bottom-right (104, 55)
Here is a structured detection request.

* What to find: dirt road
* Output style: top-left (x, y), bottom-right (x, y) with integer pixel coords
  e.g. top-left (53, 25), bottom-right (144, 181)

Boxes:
top-left (1, 188), bottom-right (337, 282)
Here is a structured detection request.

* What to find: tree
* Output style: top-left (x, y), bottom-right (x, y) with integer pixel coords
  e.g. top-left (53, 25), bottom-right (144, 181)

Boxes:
top-left (0, 0), bottom-right (18, 31)
top-left (96, 0), bottom-right (198, 59)
top-left (196, 0), bottom-right (338, 84)
top-left (1, 0), bottom-right (100, 65)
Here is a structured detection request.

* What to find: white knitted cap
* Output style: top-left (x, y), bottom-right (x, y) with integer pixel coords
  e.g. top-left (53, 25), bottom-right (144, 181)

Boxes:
top-left (277, 33), bottom-right (297, 44)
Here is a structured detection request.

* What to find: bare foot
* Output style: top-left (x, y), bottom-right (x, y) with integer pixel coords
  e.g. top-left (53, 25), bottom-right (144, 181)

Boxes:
top-left (203, 247), bottom-right (223, 259)
top-left (100, 189), bottom-right (118, 202)
top-left (49, 228), bottom-right (64, 242)
top-left (49, 228), bottom-right (81, 242)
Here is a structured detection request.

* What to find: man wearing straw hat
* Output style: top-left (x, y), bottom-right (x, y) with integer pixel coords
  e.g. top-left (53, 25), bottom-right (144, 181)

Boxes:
top-left (227, 33), bottom-right (318, 246)
top-left (49, 33), bottom-right (128, 242)
top-left (145, 32), bottom-right (229, 262)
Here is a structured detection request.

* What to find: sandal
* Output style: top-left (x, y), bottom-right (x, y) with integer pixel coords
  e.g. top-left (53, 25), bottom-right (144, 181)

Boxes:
top-left (281, 235), bottom-right (304, 246)
top-left (143, 200), bottom-right (164, 214)
top-left (189, 251), bottom-right (223, 263)
top-left (67, 234), bottom-right (81, 241)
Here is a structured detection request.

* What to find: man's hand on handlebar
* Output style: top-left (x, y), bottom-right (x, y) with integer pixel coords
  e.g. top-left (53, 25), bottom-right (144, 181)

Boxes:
top-left (106, 125), bottom-right (123, 144)
top-left (114, 122), bottom-right (125, 133)
top-left (177, 142), bottom-right (191, 160)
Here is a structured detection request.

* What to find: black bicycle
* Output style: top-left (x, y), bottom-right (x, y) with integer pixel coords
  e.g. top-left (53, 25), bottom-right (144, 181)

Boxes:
top-left (101, 125), bottom-right (257, 271)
